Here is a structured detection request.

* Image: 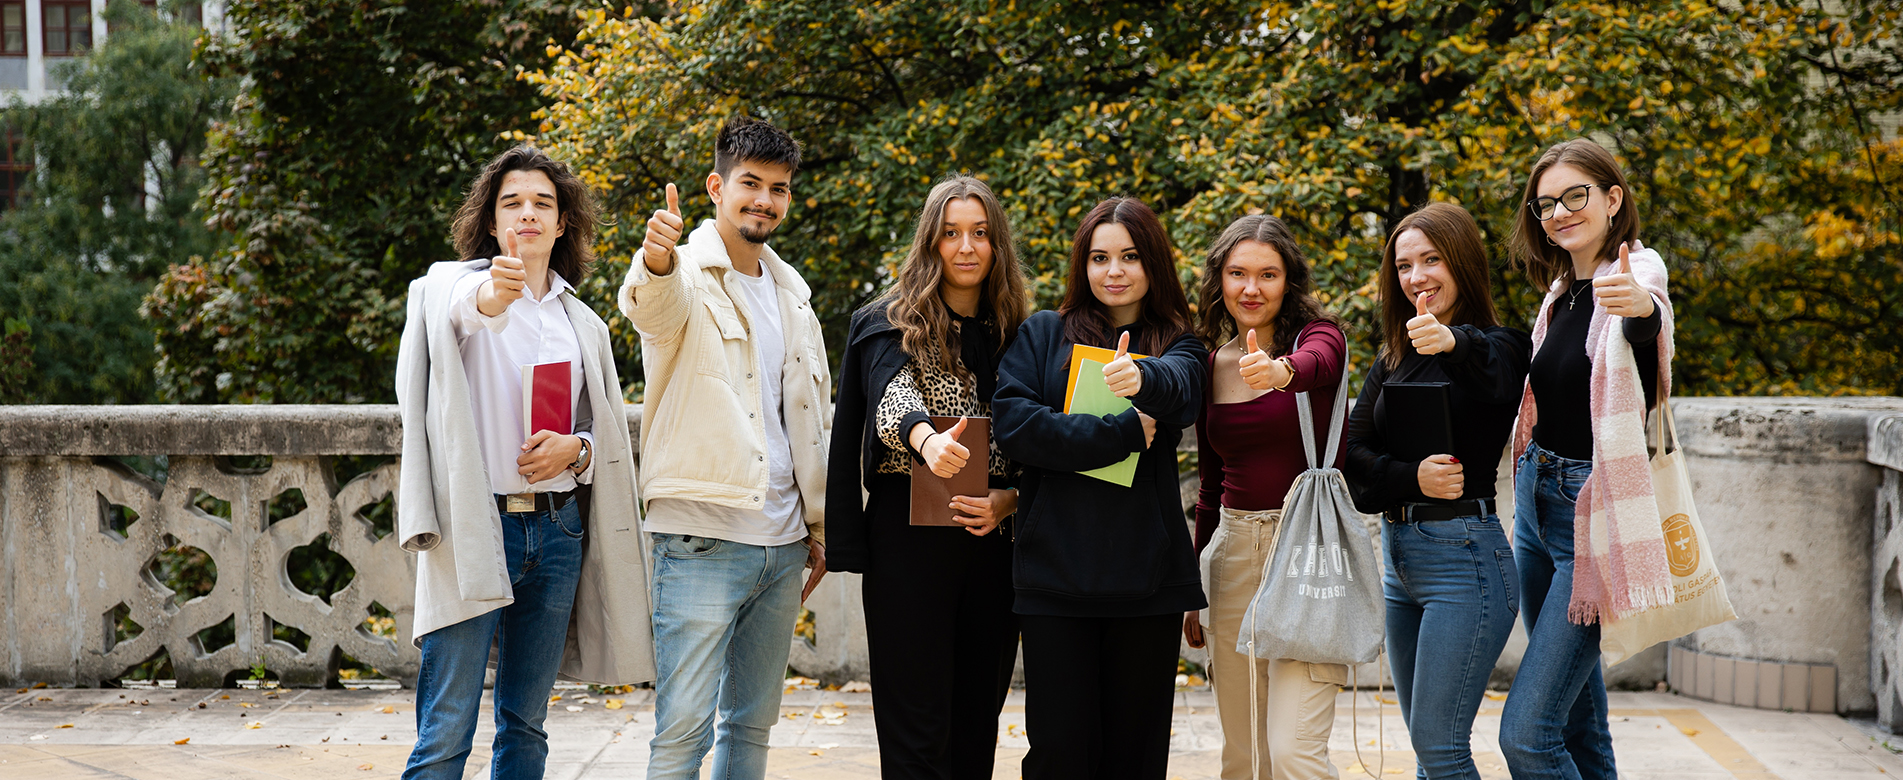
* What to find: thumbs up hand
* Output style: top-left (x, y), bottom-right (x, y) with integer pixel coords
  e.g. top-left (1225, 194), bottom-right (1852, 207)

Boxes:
top-left (1238, 328), bottom-right (1292, 391)
top-left (917, 417), bottom-right (972, 479)
top-left (1407, 291), bottom-right (1456, 355)
top-left (642, 182), bottom-right (686, 275)
top-left (1591, 240), bottom-right (1656, 318)
top-left (477, 228), bottom-right (529, 316)
top-left (1103, 331), bottom-right (1144, 398)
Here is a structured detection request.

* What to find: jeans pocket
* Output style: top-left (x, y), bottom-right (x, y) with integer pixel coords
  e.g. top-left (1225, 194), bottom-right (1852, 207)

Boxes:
top-left (658, 533), bottom-right (721, 558)
top-left (553, 501), bottom-right (586, 539)
top-left (1495, 548), bottom-right (1520, 615)
top-left (1410, 518), bottom-right (1470, 546)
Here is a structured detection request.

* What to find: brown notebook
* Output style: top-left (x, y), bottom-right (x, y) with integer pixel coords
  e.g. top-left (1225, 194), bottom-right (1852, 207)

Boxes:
top-left (909, 416), bottom-right (990, 526)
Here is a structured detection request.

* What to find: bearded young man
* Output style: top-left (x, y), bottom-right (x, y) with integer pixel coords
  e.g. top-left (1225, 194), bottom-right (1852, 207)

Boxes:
top-left (619, 116), bottom-right (830, 780)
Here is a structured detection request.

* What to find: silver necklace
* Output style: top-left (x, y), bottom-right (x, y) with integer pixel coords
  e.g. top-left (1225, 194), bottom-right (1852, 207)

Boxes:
top-left (1565, 279), bottom-right (1590, 310)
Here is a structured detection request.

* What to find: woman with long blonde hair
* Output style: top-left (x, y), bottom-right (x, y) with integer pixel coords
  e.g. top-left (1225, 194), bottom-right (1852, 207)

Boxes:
top-left (825, 175), bottom-right (1030, 779)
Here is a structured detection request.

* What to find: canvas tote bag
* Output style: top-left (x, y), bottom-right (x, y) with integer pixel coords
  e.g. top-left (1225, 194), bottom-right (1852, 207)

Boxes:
top-left (1237, 383), bottom-right (1385, 666)
top-left (1600, 399), bottom-right (1737, 666)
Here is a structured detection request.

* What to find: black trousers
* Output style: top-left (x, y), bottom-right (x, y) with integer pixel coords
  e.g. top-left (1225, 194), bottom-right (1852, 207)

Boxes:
top-left (862, 479), bottom-right (1020, 780)
top-left (1020, 612), bottom-right (1182, 780)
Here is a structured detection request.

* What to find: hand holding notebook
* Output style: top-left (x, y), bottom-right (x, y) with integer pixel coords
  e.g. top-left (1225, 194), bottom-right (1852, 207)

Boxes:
top-left (911, 416), bottom-right (991, 526)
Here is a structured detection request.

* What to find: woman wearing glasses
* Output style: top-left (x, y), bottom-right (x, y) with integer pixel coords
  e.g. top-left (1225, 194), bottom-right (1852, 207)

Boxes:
top-left (1499, 138), bottom-right (1673, 780)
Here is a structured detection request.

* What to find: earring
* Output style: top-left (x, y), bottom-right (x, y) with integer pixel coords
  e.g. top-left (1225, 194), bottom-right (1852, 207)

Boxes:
top-left (1545, 233), bottom-right (1558, 246)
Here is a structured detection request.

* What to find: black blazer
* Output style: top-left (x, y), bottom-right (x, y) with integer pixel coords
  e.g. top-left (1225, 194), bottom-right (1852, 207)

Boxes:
top-left (992, 310), bottom-right (1209, 617)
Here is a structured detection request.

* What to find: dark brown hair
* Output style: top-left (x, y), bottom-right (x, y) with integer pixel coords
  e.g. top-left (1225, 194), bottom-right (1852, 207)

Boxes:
top-left (879, 176), bottom-right (1031, 373)
top-left (1058, 197), bottom-right (1194, 356)
top-left (1194, 214), bottom-right (1340, 357)
top-left (1509, 137), bottom-right (1642, 288)
top-left (451, 145), bottom-right (600, 284)
top-left (1377, 203), bottom-right (1500, 369)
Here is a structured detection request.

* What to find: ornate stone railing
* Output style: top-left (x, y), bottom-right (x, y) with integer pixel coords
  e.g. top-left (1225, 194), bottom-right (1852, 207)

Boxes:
top-left (1867, 411), bottom-right (1903, 731)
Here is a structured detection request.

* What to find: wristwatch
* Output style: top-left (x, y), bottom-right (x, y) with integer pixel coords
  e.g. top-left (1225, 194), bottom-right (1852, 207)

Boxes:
top-left (570, 438), bottom-right (590, 471)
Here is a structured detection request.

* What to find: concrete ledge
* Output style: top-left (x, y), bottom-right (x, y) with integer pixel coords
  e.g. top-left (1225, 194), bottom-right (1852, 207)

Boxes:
top-left (1673, 397), bottom-right (1903, 463)
top-left (0, 405), bottom-right (646, 456)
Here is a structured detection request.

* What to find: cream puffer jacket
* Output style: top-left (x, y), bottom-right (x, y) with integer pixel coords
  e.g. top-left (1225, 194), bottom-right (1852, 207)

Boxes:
top-left (618, 219), bottom-right (831, 544)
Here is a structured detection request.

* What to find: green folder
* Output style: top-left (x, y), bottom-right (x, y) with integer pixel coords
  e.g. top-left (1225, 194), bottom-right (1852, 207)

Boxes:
top-left (1070, 357), bottom-right (1142, 487)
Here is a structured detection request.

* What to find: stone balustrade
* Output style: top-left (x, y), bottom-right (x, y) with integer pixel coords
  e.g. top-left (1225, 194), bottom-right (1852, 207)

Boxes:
top-left (3, 397), bottom-right (1902, 721)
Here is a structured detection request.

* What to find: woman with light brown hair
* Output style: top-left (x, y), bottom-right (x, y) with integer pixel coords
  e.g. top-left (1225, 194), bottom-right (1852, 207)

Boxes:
top-left (1186, 214), bottom-right (1349, 780)
top-left (1343, 202), bottom-right (1531, 779)
top-left (1499, 137), bottom-right (1671, 780)
top-left (824, 175), bottom-right (1030, 779)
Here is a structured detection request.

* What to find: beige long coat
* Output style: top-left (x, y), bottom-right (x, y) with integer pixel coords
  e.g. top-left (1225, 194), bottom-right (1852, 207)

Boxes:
top-left (395, 259), bottom-right (655, 685)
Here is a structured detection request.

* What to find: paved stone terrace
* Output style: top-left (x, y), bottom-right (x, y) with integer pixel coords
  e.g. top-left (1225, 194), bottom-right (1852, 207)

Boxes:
top-left (0, 685), bottom-right (1897, 779)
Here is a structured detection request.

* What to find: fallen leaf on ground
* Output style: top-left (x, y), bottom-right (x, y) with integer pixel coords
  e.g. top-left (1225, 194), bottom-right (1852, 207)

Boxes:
top-left (358, 763), bottom-right (374, 771)
top-left (220, 695), bottom-right (230, 699)
top-left (809, 749), bottom-right (824, 756)
top-left (565, 705), bottom-right (583, 712)
top-left (239, 703), bottom-right (255, 708)
top-left (379, 705), bottom-right (395, 714)
top-left (174, 738), bottom-right (190, 745)
top-left (32, 683), bottom-right (47, 689)
top-left (548, 694), bottom-right (562, 702)
top-left (604, 700), bottom-right (623, 710)
top-left (56, 723), bottom-right (73, 729)
top-left (839, 681), bottom-right (871, 693)
top-left (580, 697), bottom-right (599, 704)
top-left (1680, 727), bottom-right (1700, 737)
top-left (1483, 691), bottom-right (1507, 700)
top-left (245, 722), bottom-right (263, 729)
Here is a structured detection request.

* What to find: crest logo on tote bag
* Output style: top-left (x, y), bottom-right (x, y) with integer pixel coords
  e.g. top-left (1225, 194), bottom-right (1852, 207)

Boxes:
top-left (1663, 513), bottom-right (1698, 577)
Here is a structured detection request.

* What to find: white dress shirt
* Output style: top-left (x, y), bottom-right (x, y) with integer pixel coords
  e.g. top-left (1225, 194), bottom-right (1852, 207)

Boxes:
top-left (449, 267), bottom-right (596, 495)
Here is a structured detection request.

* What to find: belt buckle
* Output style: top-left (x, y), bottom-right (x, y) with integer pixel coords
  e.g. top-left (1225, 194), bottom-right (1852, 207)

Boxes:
top-left (504, 493), bottom-right (536, 513)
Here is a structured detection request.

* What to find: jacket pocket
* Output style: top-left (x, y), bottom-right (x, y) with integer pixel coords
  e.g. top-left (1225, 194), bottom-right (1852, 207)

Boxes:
top-left (697, 296), bottom-right (748, 381)
top-left (1014, 473), bottom-right (1171, 599)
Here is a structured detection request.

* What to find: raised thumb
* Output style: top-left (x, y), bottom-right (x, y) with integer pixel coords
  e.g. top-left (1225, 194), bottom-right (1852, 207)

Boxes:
top-left (946, 416), bottom-right (968, 439)
top-left (1414, 290), bottom-right (1430, 318)
top-left (1618, 241), bottom-right (1633, 276)
top-left (1245, 328), bottom-right (1260, 355)
top-left (505, 228), bottom-right (520, 258)
top-left (1114, 330), bottom-right (1130, 359)
top-left (665, 182), bottom-right (681, 217)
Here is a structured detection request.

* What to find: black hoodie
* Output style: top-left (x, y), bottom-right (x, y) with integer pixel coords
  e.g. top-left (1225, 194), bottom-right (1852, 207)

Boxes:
top-left (992, 310), bottom-right (1209, 617)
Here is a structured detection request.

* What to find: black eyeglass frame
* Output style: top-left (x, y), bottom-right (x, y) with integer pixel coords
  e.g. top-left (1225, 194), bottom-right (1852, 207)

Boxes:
top-left (1527, 183), bottom-right (1598, 222)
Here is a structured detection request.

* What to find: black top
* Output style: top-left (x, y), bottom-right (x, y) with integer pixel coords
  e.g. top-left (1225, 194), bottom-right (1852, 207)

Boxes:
top-left (992, 310), bottom-right (1209, 617)
top-left (1528, 280), bottom-right (1662, 460)
top-left (1344, 324), bottom-right (1533, 515)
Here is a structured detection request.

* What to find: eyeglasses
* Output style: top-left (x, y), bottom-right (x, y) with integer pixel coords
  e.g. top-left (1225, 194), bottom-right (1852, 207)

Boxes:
top-left (1527, 183), bottom-right (1597, 222)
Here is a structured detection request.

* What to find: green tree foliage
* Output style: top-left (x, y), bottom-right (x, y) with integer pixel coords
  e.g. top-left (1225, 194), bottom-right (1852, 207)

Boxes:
top-left (0, 1), bottom-right (228, 403)
top-left (144, 0), bottom-right (583, 403)
top-left (526, 0), bottom-right (1900, 395)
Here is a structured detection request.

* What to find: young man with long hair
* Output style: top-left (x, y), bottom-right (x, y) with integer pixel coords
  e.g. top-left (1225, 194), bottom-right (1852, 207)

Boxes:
top-left (395, 145), bottom-right (652, 780)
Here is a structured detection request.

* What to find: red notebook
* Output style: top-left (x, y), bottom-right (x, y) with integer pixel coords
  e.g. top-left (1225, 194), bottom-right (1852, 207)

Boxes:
top-left (520, 361), bottom-right (573, 438)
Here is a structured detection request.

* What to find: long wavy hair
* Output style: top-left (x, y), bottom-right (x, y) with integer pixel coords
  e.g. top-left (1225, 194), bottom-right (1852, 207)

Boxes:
top-left (1377, 202), bottom-right (1501, 370)
top-left (1058, 197), bottom-right (1194, 356)
top-left (1194, 214), bottom-right (1340, 356)
top-left (878, 176), bottom-right (1031, 373)
top-left (1509, 137), bottom-right (1642, 288)
top-left (451, 145), bottom-right (599, 283)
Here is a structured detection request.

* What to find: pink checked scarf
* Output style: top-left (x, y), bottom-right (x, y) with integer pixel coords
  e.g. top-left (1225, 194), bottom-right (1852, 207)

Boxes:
top-left (1510, 246), bottom-right (1676, 625)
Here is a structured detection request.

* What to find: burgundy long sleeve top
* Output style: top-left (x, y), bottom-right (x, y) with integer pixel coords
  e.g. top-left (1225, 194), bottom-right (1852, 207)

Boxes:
top-left (1192, 320), bottom-right (1346, 555)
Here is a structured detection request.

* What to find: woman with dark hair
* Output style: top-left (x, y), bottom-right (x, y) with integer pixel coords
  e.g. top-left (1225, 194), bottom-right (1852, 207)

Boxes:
top-left (993, 197), bottom-right (1208, 780)
top-left (1498, 138), bottom-right (1671, 780)
top-left (824, 175), bottom-right (1030, 779)
top-left (1187, 214), bottom-right (1348, 780)
top-left (1343, 202), bottom-right (1530, 780)
top-left (397, 145), bottom-right (652, 780)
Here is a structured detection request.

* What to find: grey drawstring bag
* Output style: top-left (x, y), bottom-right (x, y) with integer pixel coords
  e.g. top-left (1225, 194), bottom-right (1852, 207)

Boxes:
top-left (1237, 384), bottom-right (1385, 665)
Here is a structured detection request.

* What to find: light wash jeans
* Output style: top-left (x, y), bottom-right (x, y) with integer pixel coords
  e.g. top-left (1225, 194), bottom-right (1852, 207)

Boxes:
top-left (1382, 507), bottom-right (1518, 780)
top-left (1500, 441), bottom-right (1617, 780)
top-left (647, 533), bottom-right (807, 780)
top-left (403, 499), bottom-right (586, 780)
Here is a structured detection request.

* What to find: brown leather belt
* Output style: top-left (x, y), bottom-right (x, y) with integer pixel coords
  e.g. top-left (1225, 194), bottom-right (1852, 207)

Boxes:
top-left (495, 490), bottom-right (574, 514)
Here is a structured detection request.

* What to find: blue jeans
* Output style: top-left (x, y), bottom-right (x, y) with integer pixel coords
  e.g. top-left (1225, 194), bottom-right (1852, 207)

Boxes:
top-left (647, 533), bottom-right (808, 780)
top-left (1501, 442), bottom-right (1616, 780)
top-left (403, 498), bottom-right (586, 780)
top-left (1382, 508), bottom-right (1518, 780)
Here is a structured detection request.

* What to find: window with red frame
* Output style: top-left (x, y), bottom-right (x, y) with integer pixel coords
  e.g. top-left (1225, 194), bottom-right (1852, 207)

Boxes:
top-left (0, 131), bottom-right (29, 211)
top-left (42, 0), bottom-right (92, 56)
top-left (1, 1), bottom-right (25, 56)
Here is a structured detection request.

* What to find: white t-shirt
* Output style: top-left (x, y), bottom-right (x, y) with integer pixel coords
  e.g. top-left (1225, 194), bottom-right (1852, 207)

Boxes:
top-left (644, 266), bottom-right (806, 546)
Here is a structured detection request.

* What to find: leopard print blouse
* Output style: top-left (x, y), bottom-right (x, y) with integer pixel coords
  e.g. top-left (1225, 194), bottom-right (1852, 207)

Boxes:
top-left (873, 326), bottom-right (1015, 479)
